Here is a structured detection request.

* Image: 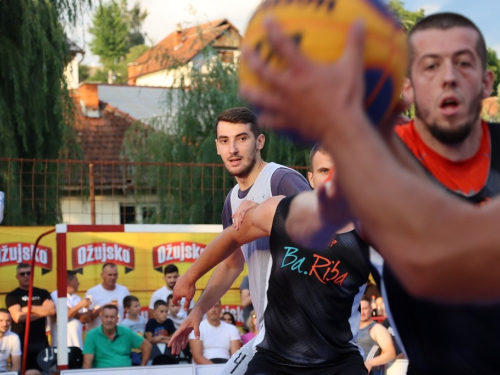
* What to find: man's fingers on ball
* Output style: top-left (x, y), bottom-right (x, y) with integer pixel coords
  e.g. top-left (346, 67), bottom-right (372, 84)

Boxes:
top-left (263, 16), bottom-right (308, 68)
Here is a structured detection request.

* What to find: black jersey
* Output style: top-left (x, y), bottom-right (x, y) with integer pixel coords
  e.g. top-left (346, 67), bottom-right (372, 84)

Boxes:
top-left (380, 122), bottom-right (500, 375)
top-left (256, 196), bottom-right (371, 366)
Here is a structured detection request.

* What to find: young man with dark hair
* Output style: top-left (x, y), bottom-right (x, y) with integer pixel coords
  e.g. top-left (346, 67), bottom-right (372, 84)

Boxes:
top-left (149, 264), bottom-right (193, 319)
top-left (83, 305), bottom-right (151, 368)
top-left (172, 146), bottom-right (371, 374)
top-left (50, 270), bottom-right (91, 349)
top-left (239, 11), bottom-right (500, 375)
top-left (172, 107), bottom-right (310, 374)
top-left (85, 263), bottom-right (130, 330)
top-left (356, 297), bottom-right (395, 374)
top-left (5, 263), bottom-right (55, 372)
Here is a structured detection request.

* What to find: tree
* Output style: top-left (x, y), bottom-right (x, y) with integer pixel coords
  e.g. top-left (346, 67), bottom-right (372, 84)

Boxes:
top-left (487, 48), bottom-right (500, 97)
top-left (121, 47), bottom-right (310, 224)
top-left (88, 1), bottom-right (129, 83)
top-left (88, 0), bottom-right (148, 83)
top-left (120, 0), bottom-right (149, 50)
top-left (115, 44), bottom-right (150, 83)
top-left (388, 0), bottom-right (425, 32)
top-left (0, 0), bottom-right (88, 225)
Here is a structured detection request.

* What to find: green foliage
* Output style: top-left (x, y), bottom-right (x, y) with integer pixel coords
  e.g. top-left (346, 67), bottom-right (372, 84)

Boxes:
top-left (79, 64), bottom-right (91, 82)
top-left (115, 44), bottom-right (150, 83)
top-left (122, 47), bottom-right (309, 224)
top-left (88, 1), bottom-right (129, 77)
top-left (120, 0), bottom-right (148, 50)
top-left (487, 48), bottom-right (500, 97)
top-left (388, 0), bottom-right (425, 32)
top-left (88, 0), bottom-right (148, 82)
top-left (0, 0), bottom-right (88, 225)
top-left (87, 67), bottom-right (109, 83)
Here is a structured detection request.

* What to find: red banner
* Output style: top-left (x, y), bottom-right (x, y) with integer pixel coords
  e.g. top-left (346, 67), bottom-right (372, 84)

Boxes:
top-left (71, 242), bottom-right (135, 273)
top-left (152, 241), bottom-right (206, 272)
top-left (0, 242), bottom-right (53, 273)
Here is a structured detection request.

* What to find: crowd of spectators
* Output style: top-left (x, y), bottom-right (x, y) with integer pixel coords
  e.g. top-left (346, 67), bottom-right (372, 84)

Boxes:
top-left (1, 262), bottom-right (253, 372)
top-left (1, 260), bottom-right (400, 373)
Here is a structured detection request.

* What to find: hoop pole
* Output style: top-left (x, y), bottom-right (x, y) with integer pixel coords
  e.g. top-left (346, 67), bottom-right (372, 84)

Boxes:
top-left (56, 227), bottom-right (69, 370)
top-left (22, 228), bottom-right (55, 375)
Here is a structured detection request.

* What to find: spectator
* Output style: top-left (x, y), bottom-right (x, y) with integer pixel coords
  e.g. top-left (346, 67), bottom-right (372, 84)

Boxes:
top-left (6, 263), bottom-right (55, 372)
top-left (0, 308), bottom-right (21, 373)
top-left (145, 300), bottom-right (176, 345)
top-left (241, 311), bottom-right (257, 345)
top-left (166, 294), bottom-right (183, 330)
top-left (381, 318), bottom-right (406, 360)
top-left (82, 304), bottom-right (151, 368)
top-left (356, 296), bottom-right (396, 374)
top-left (189, 300), bottom-right (241, 364)
top-left (148, 264), bottom-right (193, 320)
top-left (85, 263), bottom-right (130, 330)
top-left (50, 270), bottom-right (91, 349)
top-left (119, 296), bottom-right (146, 366)
top-left (222, 312), bottom-right (236, 325)
top-left (239, 275), bottom-right (253, 332)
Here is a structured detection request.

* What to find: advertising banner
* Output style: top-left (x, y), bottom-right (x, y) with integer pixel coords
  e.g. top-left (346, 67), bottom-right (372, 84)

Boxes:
top-left (0, 226), bottom-right (247, 326)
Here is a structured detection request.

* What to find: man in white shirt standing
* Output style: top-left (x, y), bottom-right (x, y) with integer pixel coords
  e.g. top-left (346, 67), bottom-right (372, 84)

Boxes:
top-left (148, 264), bottom-right (193, 319)
top-left (189, 300), bottom-right (241, 364)
top-left (0, 308), bottom-right (21, 373)
top-left (85, 263), bottom-right (130, 330)
top-left (50, 271), bottom-right (91, 349)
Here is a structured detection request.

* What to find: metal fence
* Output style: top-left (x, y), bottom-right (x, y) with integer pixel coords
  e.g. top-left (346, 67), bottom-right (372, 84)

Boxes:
top-left (0, 158), bottom-right (308, 226)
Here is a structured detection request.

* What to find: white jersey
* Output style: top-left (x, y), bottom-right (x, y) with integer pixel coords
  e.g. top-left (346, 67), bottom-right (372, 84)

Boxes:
top-left (85, 283), bottom-right (130, 330)
top-left (50, 291), bottom-right (86, 348)
top-left (0, 331), bottom-right (21, 372)
top-left (229, 162), bottom-right (287, 331)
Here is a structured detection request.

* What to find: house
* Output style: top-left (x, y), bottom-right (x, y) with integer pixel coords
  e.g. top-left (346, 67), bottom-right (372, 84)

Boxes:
top-left (127, 19), bottom-right (242, 87)
top-left (62, 83), bottom-right (173, 225)
top-left (65, 39), bottom-right (85, 89)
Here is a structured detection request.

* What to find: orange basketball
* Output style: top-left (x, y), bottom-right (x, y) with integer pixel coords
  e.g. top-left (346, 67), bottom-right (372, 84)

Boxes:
top-left (240, 0), bottom-right (408, 126)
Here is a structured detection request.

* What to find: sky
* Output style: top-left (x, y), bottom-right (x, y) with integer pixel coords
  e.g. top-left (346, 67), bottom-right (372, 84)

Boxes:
top-left (71, 0), bottom-right (500, 66)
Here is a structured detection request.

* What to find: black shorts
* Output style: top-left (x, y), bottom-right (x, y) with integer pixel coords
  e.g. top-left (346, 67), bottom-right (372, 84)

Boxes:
top-left (246, 350), bottom-right (367, 375)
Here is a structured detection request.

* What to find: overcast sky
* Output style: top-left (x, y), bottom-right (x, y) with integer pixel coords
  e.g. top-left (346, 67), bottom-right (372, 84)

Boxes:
top-left (71, 0), bottom-right (500, 66)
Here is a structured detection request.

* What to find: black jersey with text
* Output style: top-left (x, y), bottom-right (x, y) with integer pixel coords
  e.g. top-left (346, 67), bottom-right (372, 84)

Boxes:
top-left (381, 122), bottom-right (500, 375)
top-left (256, 196), bottom-right (371, 366)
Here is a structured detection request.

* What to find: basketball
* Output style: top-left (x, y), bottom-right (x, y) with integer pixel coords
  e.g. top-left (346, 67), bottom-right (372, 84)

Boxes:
top-left (240, 0), bottom-right (408, 127)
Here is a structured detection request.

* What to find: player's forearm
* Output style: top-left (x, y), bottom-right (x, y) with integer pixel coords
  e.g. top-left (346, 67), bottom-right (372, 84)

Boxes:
top-left (183, 230), bottom-right (243, 284)
top-left (323, 110), bottom-right (500, 301)
top-left (196, 257), bottom-right (244, 313)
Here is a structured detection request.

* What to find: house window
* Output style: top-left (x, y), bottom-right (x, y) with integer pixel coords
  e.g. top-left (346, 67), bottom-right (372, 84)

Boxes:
top-left (120, 205), bottom-right (136, 224)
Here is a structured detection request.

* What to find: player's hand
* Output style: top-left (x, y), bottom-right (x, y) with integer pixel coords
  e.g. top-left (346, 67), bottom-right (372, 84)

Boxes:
top-left (168, 305), bottom-right (204, 354)
top-left (172, 274), bottom-right (196, 312)
top-left (232, 200), bottom-right (258, 230)
top-left (239, 17), bottom-right (366, 142)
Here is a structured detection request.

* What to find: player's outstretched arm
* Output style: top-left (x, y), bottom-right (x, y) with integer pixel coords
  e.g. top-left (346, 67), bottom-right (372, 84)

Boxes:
top-left (169, 197), bottom-right (283, 353)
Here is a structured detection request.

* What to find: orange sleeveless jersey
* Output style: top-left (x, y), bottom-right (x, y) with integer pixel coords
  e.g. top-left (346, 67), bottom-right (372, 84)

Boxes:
top-left (395, 120), bottom-right (491, 195)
